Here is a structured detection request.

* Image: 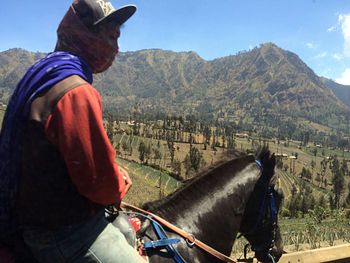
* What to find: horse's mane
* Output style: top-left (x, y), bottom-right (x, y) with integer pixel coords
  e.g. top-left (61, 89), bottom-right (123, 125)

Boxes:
top-left (142, 151), bottom-right (250, 212)
top-left (143, 147), bottom-right (283, 213)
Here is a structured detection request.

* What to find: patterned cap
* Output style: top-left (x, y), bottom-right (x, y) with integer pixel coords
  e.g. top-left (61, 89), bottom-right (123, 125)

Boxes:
top-left (72, 0), bottom-right (136, 27)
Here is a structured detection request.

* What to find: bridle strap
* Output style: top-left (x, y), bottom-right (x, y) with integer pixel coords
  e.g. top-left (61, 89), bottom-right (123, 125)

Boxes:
top-left (121, 202), bottom-right (238, 263)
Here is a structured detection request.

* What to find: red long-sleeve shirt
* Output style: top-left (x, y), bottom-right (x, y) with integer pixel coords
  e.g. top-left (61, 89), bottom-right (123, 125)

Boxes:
top-left (44, 84), bottom-right (126, 205)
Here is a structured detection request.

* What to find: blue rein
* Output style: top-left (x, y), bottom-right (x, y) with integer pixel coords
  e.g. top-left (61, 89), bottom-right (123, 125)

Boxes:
top-left (145, 220), bottom-right (186, 263)
top-left (126, 211), bottom-right (186, 263)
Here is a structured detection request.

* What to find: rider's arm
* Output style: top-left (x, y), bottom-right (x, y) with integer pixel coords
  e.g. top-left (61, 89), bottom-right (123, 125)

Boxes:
top-left (44, 84), bottom-right (126, 206)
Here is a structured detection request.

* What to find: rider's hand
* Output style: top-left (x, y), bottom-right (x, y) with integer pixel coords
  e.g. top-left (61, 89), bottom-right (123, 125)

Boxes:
top-left (119, 166), bottom-right (132, 194)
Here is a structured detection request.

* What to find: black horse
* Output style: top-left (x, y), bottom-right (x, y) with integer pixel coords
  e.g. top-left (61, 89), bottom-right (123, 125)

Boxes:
top-left (137, 147), bottom-right (284, 263)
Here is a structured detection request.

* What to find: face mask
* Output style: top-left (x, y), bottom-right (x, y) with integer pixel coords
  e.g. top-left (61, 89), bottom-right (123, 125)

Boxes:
top-left (57, 6), bottom-right (119, 73)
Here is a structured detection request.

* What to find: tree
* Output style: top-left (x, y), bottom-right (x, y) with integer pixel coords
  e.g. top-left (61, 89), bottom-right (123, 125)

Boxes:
top-left (338, 139), bottom-right (349, 152)
top-left (288, 194), bottom-right (302, 218)
top-left (127, 135), bottom-right (134, 156)
top-left (291, 184), bottom-right (298, 196)
top-left (341, 160), bottom-right (349, 177)
top-left (115, 142), bottom-right (121, 155)
top-left (172, 159), bottom-right (182, 177)
top-left (318, 195), bottom-right (326, 208)
top-left (153, 147), bottom-right (162, 165)
top-left (203, 125), bottom-right (211, 145)
top-left (145, 143), bottom-right (151, 163)
top-left (344, 182), bottom-right (350, 208)
top-left (166, 135), bottom-right (175, 165)
top-left (331, 156), bottom-right (345, 208)
top-left (122, 140), bottom-right (129, 159)
top-left (303, 131), bottom-right (310, 146)
top-left (315, 173), bottom-right (321, 183)
top-left (320, 158), bottom-right (328, 187)
top-left (138, 141), bottom-right (147, 163)
top-left (183, 146), bottom-right (202, 177)
top-left (106, 115), bottom-right (114, 145)
top-left (329, 195), bottom-right (336, 210)
top-left (300, 167), bottom-right (312, 180)
top-left (310, 160), bottom-right (315, 174)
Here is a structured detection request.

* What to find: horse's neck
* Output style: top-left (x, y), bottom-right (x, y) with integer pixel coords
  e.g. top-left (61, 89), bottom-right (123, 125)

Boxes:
top-left (150, 161), bottom-right (260, 254)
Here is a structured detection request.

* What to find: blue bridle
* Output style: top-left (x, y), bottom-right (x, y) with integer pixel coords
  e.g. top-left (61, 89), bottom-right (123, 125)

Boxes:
top-left (242, 160), bottom-right (278, 262)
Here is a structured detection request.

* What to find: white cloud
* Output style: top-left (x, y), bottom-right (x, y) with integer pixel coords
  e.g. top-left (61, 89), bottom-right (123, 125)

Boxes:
top-left (327, 25), bottom-right (336, 32)
top-left (339, 14), bottom-right (350, 57)
top-left (313, 52), bottom-right (327, 59)
top-left (336, 68), bottom-right (350, 85)
top-left (306, 42), bottom-right (316, 49)
top-left (332, 53), bottom-right (343, 60)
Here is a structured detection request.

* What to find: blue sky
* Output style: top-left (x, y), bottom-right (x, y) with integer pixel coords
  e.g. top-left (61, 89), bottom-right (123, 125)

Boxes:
top-left (1, 0), bottom-right (350, 84)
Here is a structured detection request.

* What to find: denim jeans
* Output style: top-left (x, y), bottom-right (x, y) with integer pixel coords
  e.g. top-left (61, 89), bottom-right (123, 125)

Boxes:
top-left (22, 211), bottom-right (144, 263)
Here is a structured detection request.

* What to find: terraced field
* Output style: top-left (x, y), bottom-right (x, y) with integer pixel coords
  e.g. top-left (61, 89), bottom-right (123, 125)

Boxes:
top-left (116, 157), bottom-right (182, 206)
top-left (277, 170), bottom-right (294, 199)
top-left (278, 169), bottom-right (330, 202)
top-left (113, 133), bottom-right (345, 209)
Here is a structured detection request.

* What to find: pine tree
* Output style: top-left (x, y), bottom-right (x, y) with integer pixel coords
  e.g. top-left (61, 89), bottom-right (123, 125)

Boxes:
top-left (331, 156), bottom-right (345, 208)
top-left (138, 141), bottom-right (146, 163)
top-left (344, 182), bottom-right (350, 208)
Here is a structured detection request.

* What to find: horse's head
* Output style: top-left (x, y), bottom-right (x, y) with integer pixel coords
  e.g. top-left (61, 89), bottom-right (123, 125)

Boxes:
top-left (239, 147), bottom-right (284, 263)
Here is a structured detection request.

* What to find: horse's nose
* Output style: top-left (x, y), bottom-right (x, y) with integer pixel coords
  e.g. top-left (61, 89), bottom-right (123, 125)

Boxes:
top-left (255, 251), bottom-right (273, 263)
top-left (255, 247), bottom-right (283, 263)
top-left (270, 246), bottom-right (283, 262)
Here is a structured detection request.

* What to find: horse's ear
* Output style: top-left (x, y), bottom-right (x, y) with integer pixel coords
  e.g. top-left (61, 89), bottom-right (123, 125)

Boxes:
top-left (255, 146), bottom-right (275, 179)
top-left (254, 146), bottom-right (270, 161)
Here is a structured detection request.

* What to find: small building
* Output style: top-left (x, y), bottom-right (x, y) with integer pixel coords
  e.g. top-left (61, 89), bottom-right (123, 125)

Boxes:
top-left (235, 133), bottom-right (249, 138)
top-left (275, 153), bottom-right (288, 159)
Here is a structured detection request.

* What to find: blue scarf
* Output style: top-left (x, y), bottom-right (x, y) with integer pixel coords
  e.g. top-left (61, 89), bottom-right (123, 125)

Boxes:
top-left (0, 51), bottom-right (93, 241)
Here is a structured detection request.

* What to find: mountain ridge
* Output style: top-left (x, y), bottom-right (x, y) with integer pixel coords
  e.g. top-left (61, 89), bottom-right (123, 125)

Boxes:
top-left (0, 43), bottom-right (349, 136)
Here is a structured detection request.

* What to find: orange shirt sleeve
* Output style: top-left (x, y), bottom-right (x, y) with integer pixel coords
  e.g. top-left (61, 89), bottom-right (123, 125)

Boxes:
top-left (44, 84), bottom-right (126, 205)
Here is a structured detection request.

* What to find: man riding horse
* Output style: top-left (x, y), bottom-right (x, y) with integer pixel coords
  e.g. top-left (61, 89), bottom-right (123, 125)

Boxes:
top-left (0, 1), bottom-right (284, 262)
top-left (0, 0), bottom-right (144, 262)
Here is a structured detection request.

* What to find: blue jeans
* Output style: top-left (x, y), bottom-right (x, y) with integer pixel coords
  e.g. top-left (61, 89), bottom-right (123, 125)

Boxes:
top-left (22, 211), bottom-right (144, 263)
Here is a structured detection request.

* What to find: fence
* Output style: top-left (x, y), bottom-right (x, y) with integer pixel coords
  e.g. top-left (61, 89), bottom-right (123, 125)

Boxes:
top-left (278, 243), bottom-right (350, 263)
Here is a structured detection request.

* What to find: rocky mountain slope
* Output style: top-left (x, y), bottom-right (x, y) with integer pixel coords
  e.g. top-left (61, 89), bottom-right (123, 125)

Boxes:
top-left (0, 44), bottom-right (349, 133)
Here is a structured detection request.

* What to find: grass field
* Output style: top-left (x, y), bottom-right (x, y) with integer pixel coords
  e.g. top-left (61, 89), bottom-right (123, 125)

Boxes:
top-left (112, 130), bottom-right (350, 206)
top-left (279, 216), bottom-right (350, 252)
top-left (113, 132), bottom-right (230, 180)
top-left (117, 157), bottom-right (182, 206)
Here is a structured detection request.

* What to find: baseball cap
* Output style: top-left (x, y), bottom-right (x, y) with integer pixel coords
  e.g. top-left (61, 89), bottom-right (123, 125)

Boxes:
top-left (72, 0), bottom-right (136, 28)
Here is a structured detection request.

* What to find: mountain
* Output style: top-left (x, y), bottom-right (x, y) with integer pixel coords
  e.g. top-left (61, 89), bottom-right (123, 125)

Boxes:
top-left (0, 48), bottom-right (45, 91)
top-left (320, 77), bottom-right (350, 109)
top-left (95, 44), bottom-right (349, 134)
top-left (0, 44), bottom-right (349, 135)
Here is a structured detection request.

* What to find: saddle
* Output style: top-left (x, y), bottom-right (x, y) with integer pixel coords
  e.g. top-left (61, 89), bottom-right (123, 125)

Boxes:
top-left (106, 208), bottom-right (149, 261)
